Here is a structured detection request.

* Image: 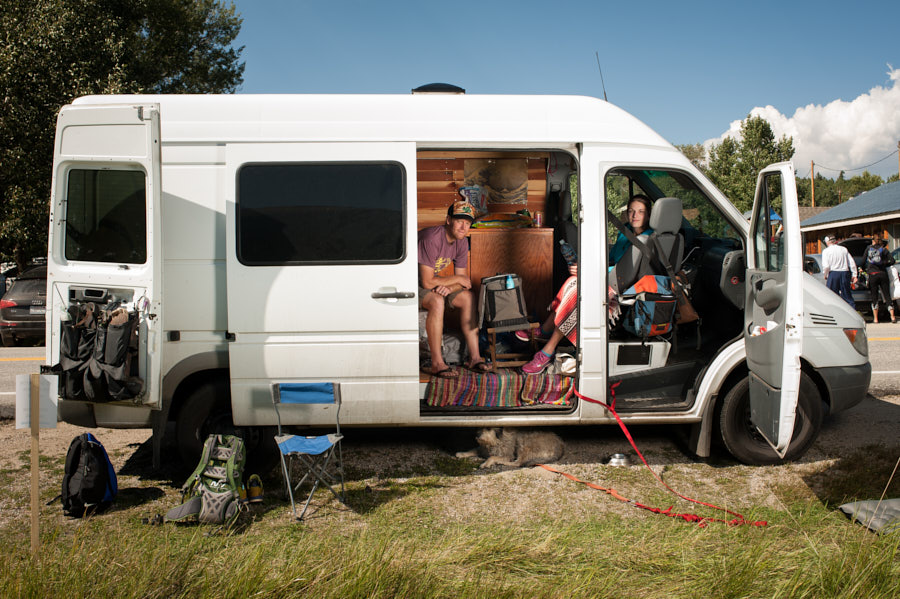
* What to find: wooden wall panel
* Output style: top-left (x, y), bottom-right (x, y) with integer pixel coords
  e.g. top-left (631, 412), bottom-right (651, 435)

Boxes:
top-left (416, 152), bottom-right (550, 230)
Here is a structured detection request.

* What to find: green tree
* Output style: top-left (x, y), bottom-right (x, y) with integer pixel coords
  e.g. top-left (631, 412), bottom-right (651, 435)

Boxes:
top-left (706, 115), bottom-right (795, 213)
top-left (796, 171), bottom-right (885, 207)
top-left (0, 0), bottom-right (244, 270)
top-left (842, 170), bottom-right (884, 199)
top-left (676, 143), bottom-right (706, 170)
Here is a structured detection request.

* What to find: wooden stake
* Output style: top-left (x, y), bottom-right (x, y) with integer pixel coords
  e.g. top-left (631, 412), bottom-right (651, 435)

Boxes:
top-left (30, 373), bottom-right (40, 555)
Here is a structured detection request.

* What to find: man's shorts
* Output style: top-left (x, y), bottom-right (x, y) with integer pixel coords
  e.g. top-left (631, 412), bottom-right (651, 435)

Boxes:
top-left (418, 286), bottom-right (463, 310)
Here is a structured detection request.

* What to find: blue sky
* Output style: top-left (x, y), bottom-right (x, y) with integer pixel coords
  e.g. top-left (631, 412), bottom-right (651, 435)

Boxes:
top-left (229, 0), bottom-right (900, 179)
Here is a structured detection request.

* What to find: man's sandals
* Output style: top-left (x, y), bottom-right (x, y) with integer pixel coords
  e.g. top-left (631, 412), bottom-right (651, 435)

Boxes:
top-left (465, 360), bottom-right (492, 373)
top-left (422, 366), bottom-right (458, 379)
top-left (422, 360), bottom-right (491, 379)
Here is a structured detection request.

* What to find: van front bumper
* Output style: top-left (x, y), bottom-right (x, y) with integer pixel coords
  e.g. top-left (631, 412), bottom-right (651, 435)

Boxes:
top-left (817, 362), bottom-right (871, 414)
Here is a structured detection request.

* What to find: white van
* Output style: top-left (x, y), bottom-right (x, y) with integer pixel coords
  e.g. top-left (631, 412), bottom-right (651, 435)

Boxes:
top-left (45, 90), bottom-right (871, 469)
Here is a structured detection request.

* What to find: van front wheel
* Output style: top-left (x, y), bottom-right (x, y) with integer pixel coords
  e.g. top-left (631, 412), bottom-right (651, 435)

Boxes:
top-left (717, 372), bottom-right (824, 465)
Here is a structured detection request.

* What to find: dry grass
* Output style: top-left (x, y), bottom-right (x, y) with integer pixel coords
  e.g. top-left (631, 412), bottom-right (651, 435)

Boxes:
top-left (0, 396), bottom-right (898, 598)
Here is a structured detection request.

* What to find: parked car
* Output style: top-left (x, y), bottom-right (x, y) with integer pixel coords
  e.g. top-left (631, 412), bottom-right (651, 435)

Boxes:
top-left (840, 238), bottom-right (873, 311)
top-left (804, 254), bottom-right (824, 285)
top-left (0, 265), bottom-right (47, 346)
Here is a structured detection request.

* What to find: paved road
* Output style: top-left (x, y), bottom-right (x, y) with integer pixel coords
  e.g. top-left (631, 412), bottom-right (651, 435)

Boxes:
top-left (1, 322), bottom-right (898, 420)
top-left (0, 345), bottom-right (45, 419)
top-left (865, 321), bottom-right (900, 394)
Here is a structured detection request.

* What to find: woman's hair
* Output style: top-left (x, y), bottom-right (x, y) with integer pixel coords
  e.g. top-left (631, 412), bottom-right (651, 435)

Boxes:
top-left (628, 194), bottom-right (652, 215)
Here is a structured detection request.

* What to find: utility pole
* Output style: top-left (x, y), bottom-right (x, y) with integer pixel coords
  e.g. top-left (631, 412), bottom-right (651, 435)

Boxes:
top-left (810, 161), bottom-right (815, 207)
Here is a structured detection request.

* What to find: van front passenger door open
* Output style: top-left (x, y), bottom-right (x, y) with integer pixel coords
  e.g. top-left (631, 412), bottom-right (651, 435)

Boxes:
top-left (744, 163), bottom-right (803, 457)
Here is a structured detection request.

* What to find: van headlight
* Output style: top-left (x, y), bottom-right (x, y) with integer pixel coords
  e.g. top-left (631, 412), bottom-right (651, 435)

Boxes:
top-left (842, 328), bottom-right (868, 357)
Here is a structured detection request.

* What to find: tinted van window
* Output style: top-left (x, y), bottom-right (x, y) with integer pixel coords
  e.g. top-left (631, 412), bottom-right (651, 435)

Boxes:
top-left (65, 169), bottom-right (147, 264)
top-left (237, 163), bottom-right (405, 265)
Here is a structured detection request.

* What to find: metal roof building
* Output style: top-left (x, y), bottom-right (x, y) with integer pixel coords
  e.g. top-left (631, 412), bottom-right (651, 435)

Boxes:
top-left (800, 180), bottom-right (900, 253)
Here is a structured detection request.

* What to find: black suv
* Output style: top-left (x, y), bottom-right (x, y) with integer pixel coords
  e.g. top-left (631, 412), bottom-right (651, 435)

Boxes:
top-left (0, 265), bottom-right (47, 346)
top-left (839, 238), bottom-right (873, 311)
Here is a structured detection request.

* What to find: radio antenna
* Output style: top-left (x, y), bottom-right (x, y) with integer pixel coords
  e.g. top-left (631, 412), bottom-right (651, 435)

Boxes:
top-left (595, 52), bottom-right (608, 101)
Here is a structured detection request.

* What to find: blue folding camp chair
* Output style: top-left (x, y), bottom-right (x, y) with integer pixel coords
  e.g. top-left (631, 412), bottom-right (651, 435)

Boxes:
top-left (272, 382), bottom-right (345, 521)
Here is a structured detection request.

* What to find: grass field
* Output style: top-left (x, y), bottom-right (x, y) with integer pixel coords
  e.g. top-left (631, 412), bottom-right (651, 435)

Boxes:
top-left (0, 423), bottom-right (898, 599)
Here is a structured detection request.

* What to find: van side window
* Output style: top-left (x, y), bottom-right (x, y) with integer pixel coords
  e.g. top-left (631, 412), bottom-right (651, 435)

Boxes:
top-left (237, 163), bottom-right (405, 265)
top-left (64, 169), bottom-right (147, 264)
top-left (751, 173), bottom-right (784, 272)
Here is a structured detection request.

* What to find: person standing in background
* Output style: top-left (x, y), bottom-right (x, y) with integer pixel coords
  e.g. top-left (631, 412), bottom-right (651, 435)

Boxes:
top-left (864, 236), bottom-right (896, 323)
top-left (821, 235), bottom-right (857, 308)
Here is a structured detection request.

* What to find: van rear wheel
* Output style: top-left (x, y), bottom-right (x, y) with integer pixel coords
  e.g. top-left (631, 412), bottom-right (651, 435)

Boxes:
top-left (175, 379), bottom-right (279, 474)
top-left (717, 372), bottom-right (824, 465)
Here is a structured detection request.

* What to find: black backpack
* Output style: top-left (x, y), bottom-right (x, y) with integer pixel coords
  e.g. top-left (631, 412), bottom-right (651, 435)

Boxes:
top-left (61, 433), bottom-right (118, 517)
top-left (477, 273), bottom-right (531, 332)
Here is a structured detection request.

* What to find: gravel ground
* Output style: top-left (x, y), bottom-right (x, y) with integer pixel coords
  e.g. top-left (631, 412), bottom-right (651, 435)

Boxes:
top-left (1, 393), bottom-right (897, 530)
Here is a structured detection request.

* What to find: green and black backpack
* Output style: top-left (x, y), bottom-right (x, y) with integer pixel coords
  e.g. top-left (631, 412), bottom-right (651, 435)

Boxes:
top-left (165, 434), bottom-right (246, 527)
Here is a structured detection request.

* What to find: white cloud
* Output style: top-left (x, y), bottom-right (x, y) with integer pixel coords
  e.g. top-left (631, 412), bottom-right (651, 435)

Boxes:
top-left (704, 67), bottom-right (900, 179)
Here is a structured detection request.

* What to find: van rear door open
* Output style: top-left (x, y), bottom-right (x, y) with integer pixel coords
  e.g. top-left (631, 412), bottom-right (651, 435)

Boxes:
top-left (48, 103), bottom-right (164, 407)
top-left (224, 143), bottom-right (420, 426)
top-left (744, 162), bottom-right (803, 457)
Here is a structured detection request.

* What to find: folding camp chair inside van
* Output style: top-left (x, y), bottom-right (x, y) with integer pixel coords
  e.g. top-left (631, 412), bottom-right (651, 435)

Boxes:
top-left (272, 383), bottom-right (345, 521)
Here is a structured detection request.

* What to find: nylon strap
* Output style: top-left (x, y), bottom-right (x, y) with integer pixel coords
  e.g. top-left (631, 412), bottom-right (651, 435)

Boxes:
top-left (539, 382), bottom-right (767, 528)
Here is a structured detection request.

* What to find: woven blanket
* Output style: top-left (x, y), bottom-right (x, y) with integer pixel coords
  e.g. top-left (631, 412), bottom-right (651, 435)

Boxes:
top-left (425, 369), bottom-right (574, 408)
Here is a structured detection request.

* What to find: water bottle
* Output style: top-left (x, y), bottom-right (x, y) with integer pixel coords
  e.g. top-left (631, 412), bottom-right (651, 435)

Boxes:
top-left (559, 240), bottom-right (578, 266)
top-left (505, 274), bottom-right (515, 289)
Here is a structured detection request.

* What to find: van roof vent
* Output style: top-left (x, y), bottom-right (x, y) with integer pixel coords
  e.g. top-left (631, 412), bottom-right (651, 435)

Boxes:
top-left (411, 83), bottom-right (465, 95)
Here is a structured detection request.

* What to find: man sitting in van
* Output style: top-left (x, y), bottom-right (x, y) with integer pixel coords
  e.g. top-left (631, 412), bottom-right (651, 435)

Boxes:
top-left (418, 200), bottom-right (490, 377)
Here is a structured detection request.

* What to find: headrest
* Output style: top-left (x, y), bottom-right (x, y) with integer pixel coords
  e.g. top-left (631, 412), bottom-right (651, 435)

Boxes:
top-left (649, 197), bottom-right (683, 235)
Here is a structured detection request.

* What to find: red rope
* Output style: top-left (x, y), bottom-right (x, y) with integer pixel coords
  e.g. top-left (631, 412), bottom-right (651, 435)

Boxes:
top-left (539, 382), bottom-right (767, 528)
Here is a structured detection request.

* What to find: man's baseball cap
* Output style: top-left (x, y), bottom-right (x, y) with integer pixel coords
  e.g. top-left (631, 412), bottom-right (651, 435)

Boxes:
top-left (448, 200), bottom-right (476, 222)
top-left (824, 235), bottom-right (835, 242)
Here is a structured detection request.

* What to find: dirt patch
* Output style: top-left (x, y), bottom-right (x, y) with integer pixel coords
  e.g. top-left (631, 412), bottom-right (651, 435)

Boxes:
top-left (1, 394), bottom-right (898, 528)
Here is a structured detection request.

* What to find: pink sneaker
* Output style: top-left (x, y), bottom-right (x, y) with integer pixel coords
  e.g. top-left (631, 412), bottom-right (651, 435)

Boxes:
top-left (521, 350), bottom-right (552, 374)
top-left (514, 328), bottom-right (548, 343)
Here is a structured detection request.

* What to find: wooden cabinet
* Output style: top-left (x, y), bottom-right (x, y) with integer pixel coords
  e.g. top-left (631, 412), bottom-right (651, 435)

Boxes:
top-left (468, 228), bottom-right (554, 320)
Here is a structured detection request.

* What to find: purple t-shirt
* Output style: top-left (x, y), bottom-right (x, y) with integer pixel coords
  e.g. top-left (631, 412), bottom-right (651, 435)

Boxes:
top-left (417, 225), bottom-right (468, 275)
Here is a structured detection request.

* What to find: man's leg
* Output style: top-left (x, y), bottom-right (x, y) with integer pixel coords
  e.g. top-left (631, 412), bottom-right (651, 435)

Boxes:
top-left (450, 290), bottom-right (485, 367)
top-left (421, 292), bottom-right (453, 375)
top-left (839, 271), bottom-right (855, 309)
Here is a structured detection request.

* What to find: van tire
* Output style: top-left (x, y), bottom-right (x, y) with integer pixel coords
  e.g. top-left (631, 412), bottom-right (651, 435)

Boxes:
top-left (175, 379), bottom-right (279, 474)
top-left (717, 372), bottom-right (824, 465)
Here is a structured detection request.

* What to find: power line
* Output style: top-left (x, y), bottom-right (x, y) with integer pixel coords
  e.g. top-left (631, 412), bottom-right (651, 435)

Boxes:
top-left (813, 148), bottom-right (899, 173)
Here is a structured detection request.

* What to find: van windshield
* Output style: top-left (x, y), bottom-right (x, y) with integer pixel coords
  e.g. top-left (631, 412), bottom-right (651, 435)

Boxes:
top-left (64, 169), bottom-right (147, 264)
top-left (606, 168), bottom-right (740, 242)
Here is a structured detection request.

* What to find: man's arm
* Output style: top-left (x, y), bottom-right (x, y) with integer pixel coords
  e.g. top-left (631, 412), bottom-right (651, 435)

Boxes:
top-left (419, 264), bottom-right (470, 296)
top-left (846, 250), bottom-right (858, 282)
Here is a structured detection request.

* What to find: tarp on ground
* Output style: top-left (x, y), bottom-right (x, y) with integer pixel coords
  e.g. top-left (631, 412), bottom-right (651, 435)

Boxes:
top-left (838, 498), bottom-right (900, 534)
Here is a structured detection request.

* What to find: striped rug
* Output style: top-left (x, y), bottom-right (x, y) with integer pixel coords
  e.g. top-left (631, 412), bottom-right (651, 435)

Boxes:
top-left (425, 370), bottom-right (574, 408)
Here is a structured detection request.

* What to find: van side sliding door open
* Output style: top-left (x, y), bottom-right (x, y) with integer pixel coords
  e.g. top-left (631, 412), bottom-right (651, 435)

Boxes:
top-left (744, 163), bottom-right (803, 457)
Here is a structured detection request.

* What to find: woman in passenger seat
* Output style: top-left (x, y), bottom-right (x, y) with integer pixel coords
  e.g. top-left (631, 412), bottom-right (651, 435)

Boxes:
top-left (520, 195), bottom-right (653, 374)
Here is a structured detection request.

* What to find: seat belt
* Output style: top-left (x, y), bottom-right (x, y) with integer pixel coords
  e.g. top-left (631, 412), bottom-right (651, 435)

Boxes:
top-left (607, 209), bottom-right (700, 350)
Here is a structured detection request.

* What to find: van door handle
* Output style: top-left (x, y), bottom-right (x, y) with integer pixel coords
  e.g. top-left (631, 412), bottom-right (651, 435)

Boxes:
top-left (371, 291), bottom-right (416, 299)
